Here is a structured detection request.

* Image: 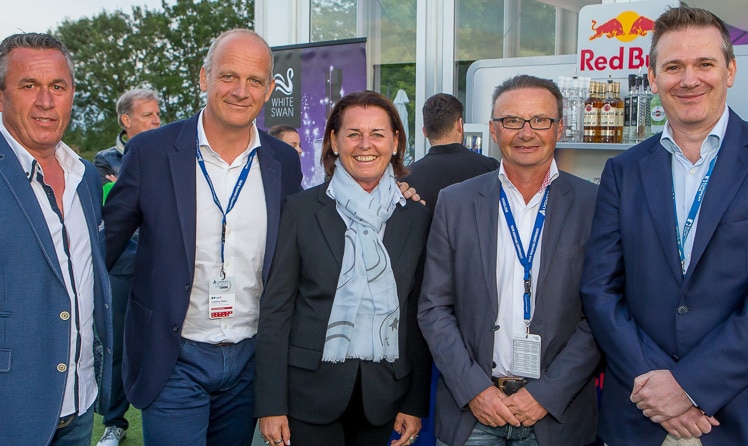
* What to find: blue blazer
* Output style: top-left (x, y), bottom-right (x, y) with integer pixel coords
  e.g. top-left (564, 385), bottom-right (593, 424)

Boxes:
top-left (419, 170), bottom-right (600, 446)
top-left (0, 135), bottom-right (113, 446)
top-left (103, 114), bottom-right (302, 409)
top-left (582, 109), bottom-right (748, 445)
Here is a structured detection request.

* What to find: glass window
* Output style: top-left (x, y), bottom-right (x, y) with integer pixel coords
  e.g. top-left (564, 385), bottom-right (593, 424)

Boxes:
top-left (311, 0), bottom-right (357, 41)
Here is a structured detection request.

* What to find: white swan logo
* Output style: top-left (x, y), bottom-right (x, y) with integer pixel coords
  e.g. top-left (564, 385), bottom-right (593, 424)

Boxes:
top-left (274, 68), bottom-right (294, 96)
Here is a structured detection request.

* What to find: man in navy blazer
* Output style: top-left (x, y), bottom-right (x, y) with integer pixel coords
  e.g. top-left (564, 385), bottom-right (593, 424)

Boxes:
top-left (104, 30), bottom-right (302, 444)
top-left (419, 75), bottom-right (600, 446)
top-left (0, 33), bottom-right (112, 445)
top-left (581, 6), bottom-right (748, 445)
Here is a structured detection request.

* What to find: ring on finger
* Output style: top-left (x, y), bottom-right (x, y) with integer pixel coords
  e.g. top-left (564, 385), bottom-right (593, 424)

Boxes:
top-left (274, 441), bottom-right (283, 445)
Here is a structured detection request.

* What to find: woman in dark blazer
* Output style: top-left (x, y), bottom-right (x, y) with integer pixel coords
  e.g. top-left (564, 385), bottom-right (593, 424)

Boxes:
top-left (256, 91), bottom-right (432, 446)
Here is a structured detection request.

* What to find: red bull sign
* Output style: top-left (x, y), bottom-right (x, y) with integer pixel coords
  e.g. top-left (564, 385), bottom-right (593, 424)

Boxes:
top-left (578, 1), bottom-right (676, 73)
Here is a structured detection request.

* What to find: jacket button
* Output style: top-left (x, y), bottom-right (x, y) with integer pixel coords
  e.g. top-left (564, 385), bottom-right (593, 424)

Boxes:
top-left (185, 285), bottom-right (191, 291)
top-left (57, 363), bottom-right (67, 373)
top-left (172, 325), bottom-right (180, 333)
top-left (677, 305), bottom-right (689, 315)
top-left (59, 311), bottom-right (70, 321)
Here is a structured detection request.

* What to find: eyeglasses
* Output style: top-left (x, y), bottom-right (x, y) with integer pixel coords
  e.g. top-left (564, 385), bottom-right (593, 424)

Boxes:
top-left (491, 116), bottom-right (558, 130)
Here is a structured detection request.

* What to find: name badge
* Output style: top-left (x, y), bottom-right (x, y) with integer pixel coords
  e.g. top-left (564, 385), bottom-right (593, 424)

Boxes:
top-left (209, 277), bottom-right (236, 319)
top-left (512, 334), bottom-right (541, 379)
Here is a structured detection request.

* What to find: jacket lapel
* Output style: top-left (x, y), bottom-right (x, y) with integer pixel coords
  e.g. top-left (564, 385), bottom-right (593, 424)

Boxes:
top-left (0, 136), bottom-right (66, 286)
top-left (475, 174), bottom-right (501, 316)
top-left (640, 142), bottom-right (683, 282)
top-left (536, 174), bottom-right (571, 296)
top-left (168, 116), bottom-right (199, 276)
top-left (316, 183), bottom-right (346, 265)
top-left (687, 111), bottom-right (748, 278)
top-left (257, 132), bottom-right (282, 282)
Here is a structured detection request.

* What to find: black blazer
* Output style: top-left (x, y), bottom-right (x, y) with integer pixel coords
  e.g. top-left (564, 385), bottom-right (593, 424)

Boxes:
top-left (255, 181), bottom-right (432, 425)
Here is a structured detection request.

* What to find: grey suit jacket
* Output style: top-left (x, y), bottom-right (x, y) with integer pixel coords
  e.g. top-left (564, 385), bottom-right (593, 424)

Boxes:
top-left (255, 182), bottom-right (433, 425)
top-left (418, 170), bottom-right (600, 446)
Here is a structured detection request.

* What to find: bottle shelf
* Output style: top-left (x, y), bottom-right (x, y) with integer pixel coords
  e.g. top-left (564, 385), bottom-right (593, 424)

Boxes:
top-left (556, 142), bottom-right (632, 151)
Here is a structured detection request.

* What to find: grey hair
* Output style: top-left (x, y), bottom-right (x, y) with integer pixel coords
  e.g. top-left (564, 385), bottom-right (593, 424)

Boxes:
top-left (0, 33), bottom-right (75, 89)
top-left (116, 88), bottom-right (161, 129)
top-left (202, 29), bottom-right (274, 80)
top-left (491, 74), bottom-right (563, 119)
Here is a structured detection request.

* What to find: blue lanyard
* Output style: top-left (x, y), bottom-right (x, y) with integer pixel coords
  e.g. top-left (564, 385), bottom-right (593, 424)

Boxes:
top-left (673, 156), bottom-right (716, 276)
top-left (196, 138), bottom-right (257, 278)
top-left (499, 184), bottom-right (550, 330)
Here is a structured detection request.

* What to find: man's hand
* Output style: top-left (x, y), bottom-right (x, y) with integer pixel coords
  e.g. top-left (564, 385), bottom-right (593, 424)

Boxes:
top-left (631, 370), bottom-right (692, 422)
top-left (397, 181), bottom-right (425, 205)
top-left (503, 387), bottom-right (548, 426)
top-left (468, 386), bottom-right (521, 427)
top-left (390, 412), bottom-right (422, 446)
top-left (259, 415), bottom-right (291, 445)
top-left (660, 406), bottom-right (720, 439)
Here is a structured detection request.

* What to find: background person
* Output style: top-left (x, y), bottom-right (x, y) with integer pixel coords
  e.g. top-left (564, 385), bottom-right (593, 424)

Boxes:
top-left (256, 90), bottom-right (432, 446)
top-left (419, 75), bottom-right (600, 446)
top-left (0, 32), bottom-right (113, 446)
top-left (581, 6), bottom-right (746, 445)
top-left (104, 29), bottom-right (302, 445)
top-left (93, 88), bottom-right (161, 446)
top-left (268, 124), bottom-right (302, 155)
top-left (402, 93), bottom-right (499, 211)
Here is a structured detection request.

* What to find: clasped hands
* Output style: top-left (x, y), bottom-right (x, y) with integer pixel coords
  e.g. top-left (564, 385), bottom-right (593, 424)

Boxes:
top-left (468, 385), bottom-right (548, 428)
top-left (630, 370), bottom-right (720, 439)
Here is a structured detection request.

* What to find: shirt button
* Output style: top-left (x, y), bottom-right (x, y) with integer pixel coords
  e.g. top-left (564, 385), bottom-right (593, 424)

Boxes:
top-left (59, 311), bottom-right (70, 321)
top-left (677, 305), bottom-right (689, 315)
top-left (689, 169), bottom-right (696, 175)
top-left (57, 363), bottom-right (67, 373)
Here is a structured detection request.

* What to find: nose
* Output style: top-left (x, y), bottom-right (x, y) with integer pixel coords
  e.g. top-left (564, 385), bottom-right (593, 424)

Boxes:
top-left (153, 115), bottom-right (162, 126)
top-left (232, 81), bottom-right (250, 99)
top-left (35, 87), bottom-right (54, 109)
top-left (360, 134), bottom-right (372, 149)
top-left (680, 65), bottom-right (700, 88)
top-left (518, 120), bottom-right (535, 138)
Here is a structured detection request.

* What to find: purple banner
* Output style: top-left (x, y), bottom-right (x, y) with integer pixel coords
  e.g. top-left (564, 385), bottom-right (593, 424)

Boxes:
top-left (258, 38), bottom-right (367, 189)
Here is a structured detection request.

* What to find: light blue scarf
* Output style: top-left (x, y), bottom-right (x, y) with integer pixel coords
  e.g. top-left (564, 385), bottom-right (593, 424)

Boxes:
top-left (323, 160), bottom-right (403, 363)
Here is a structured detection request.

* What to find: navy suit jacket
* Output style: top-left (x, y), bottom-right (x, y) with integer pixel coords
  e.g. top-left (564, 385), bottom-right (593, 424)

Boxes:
top-left (419, 170), bottom-right (600, 446)
top-left (103, 114), bottom-right (302, 408)
top-left (0, 135), bottom-right (113, 446)
top-left (581, 109), bottom-right (748, 445)
top-left (255, 183), bottom-right (433, 425)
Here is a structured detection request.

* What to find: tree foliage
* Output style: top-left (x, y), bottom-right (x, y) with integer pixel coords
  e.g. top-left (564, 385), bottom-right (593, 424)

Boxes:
top-left (53, 0), bottom-right (254, 156)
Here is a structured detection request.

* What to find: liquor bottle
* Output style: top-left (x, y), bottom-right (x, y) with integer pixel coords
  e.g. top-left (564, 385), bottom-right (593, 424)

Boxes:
top-left (565, 77), bottom-right (584, 142)
top-left (650, 92), bottom-right (666, 135)
top-left (584, 81), bottom-right (601, 143)
top-left (558, 76), bottom-right (569, 142)
top-left (613, 82), bottom-right (624, 143)
top-left (636, 75), bottom-right (651, 142)
top-left (599, 80), bottom-right (617, 143)
top-left (624, 74), bottom-right (637, 143)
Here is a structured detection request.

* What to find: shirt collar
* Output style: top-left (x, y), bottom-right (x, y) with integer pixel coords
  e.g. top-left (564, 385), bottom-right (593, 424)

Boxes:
top-left (0, 118), bottom-right (83, 182)
top-left (196, 109), bottom-right (260, 166)
top-left (498, 158), bottom-right (559, 193)
top-left (660, 105), bottom-right (729, 160)
top-left (115, 130), bottom-right (127, 155)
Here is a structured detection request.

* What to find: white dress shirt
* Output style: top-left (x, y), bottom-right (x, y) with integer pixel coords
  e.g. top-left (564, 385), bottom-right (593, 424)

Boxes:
top-left (181, 111), bottom-right (267, 344)
top-left (493, 159), bottom-right (559, 378)
top-left (1, 121), bottom-right (96, 418)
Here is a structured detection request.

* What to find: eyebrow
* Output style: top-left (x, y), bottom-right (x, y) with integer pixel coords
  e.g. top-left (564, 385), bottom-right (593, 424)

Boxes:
top-left (18, 77), bottom-right (70, 86)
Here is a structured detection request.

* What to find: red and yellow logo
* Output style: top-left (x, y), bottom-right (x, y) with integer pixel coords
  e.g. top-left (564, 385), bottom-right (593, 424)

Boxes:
top-left (589, 11), bottom-right (655, 42)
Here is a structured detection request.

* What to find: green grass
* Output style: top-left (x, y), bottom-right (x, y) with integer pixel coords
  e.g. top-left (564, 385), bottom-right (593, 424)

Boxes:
top-left (90, 408), bottom-right (143, 446)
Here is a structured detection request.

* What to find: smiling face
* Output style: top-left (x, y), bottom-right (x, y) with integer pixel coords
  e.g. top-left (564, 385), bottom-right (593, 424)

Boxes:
top-left (648, 26), bottom-right (736, 137)
top-left (0, 47), bottom-right (74, 157)
top-left (199, 32), bottom-right (274, 134)
top-left (489, 87), bottom-right (562, 178)
top-left (331, 105), bottom-right (398, 192)
top-left (122, 98), bottom-right (161, 138)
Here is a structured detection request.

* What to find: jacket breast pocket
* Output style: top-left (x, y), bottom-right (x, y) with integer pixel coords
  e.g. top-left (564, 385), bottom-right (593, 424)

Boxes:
top-left (288, 345), bottom-right (322, 371)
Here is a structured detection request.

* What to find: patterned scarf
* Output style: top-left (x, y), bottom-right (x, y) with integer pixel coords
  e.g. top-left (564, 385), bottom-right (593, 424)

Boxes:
top-left (323, 160), bottom-right (402, 363)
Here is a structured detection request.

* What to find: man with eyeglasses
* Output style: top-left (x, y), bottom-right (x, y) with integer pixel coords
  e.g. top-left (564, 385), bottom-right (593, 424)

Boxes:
top-left (419, 74), bottom-right (600, 446)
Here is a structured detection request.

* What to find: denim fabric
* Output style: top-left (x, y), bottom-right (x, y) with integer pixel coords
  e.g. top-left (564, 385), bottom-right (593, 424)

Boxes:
top-left (437, 422), bottom-right (538, 446)
top-left (51, 404), bottom-right (95, 446)
top-left (141, 337), bottom-right (256, 446)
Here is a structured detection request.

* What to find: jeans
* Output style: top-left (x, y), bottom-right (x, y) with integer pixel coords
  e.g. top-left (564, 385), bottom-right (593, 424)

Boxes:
top-left (142, 337), bottom-right (257, 446)
top-left (51, 404), bottom-right (95, 446)
top-left (437, 422), bottom-right (538, 446)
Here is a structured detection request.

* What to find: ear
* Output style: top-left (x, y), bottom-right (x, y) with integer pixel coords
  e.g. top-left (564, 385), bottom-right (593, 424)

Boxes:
top-left (199, 66), bottom-right (208, 93)
top-left (121, 114), bottom-right (132, 129)
top-left (727, 58), bottom-right (737, 88)
top-left (648, 66), bottom-right (658, 94)
top-left (264, 78), bottom-right (275, 103)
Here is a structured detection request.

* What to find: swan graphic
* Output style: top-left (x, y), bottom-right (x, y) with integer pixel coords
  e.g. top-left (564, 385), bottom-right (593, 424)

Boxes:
top-left (274, 68), bottom-right (294, 95)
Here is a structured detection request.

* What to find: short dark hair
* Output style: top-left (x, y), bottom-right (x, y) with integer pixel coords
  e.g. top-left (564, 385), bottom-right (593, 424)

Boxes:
top-left (491, 75), bottom-right (563, 119)
top-left (267, 124), bottom-right (298, 140)
top-left (650, 6), bottom-right (734, 74)
top-left (0, 33), bottom-right (75, 90)
top-left (321, 90), bottom-right (408, 178)
top-left (422, 93), bottom-right (463, 141)
top-left (116, 88), bottom-right (160, 129)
